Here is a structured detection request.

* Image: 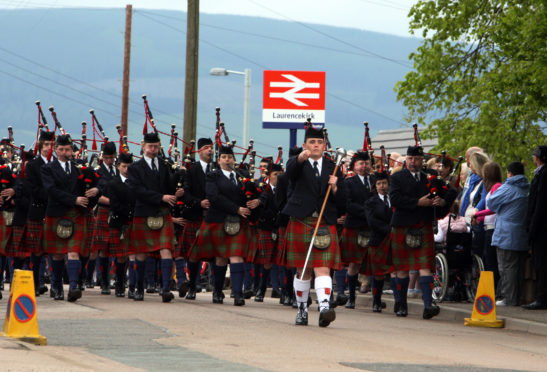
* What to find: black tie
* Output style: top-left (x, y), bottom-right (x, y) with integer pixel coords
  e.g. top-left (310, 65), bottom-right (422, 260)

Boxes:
top-left (65, 162), bottom-right (70, 175)
top-left (313, 161), bottom-right (320, 178)
top-left (109, 166), bottom-right (115, 177)
top-left (151, 159), bottom-right (158, 174)
top-left (229, 172), bottom-right (237, 186)
top-left (364, 176), bottom-right (370, 191)
top-left (384, 195), bottom-right (390, 208)
top-left (206, 163), bottom-right (211, 174)
top-left (414, 173), bottom-right (420, 182)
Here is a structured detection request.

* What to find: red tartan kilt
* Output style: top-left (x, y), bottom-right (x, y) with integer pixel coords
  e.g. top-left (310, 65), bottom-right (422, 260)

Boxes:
top-left (280, 217), bottom-right (341, 270)
top-left (91, 206), bottom-right (109, 252)
top-left (175, 218), bottom-right (201, 259)
top-left (189, 221), bottom-right (250, 261)
top-left (24, 219), bottom-right (44, 254)
top-left (4, 225), bottom-right (27, 257)
top-left (363, 234), bottom-right (394, 276)
top-left (43, 210), bottom-right (87, 254)
top-left (391, 224), bottom-right (435, 271)
top-left (108, 225), bottom-right (132, 257)
top-left (339, 227), bottom-right (368, 264)
top-left (275, 227), bottom-right (288, 266)
top-left (128, 214), bottom-right (175, 254)
top-left (249, 228), bottom-right (277, 264)
top-left (81, 213), bottom-right (96, 256)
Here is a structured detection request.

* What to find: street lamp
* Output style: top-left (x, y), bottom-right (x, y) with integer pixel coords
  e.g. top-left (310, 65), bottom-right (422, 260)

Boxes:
top-left (210, 67), bottom-right (251, 146)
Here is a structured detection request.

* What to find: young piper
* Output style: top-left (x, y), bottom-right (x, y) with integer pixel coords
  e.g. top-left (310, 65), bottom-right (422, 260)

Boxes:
top-left (189, 145), bottom-right (252, 306)
top-left (339, 151), bottom-right (374, 309)
top-left (281, 126), bottom-right (345, 327)
top-left (127, 132), bottom-right (181, 302)
top-left (41, 134), bottom-right (98, 302)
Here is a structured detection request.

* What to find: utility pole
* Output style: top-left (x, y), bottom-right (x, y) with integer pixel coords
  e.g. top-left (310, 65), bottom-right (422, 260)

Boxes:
top-left (121, 4), bottom-right (132, 136)
top-left (183, 0), bottom-right (199, 149)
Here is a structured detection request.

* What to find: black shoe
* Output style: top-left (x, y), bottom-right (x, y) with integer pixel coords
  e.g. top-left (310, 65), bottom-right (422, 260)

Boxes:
top-left (318, 307), bottom-right (336, 327)
top-left (522, 301), bottom-right (547, 310)
top-left (54, 289), bottom-right (64, 301)
top-left (234, 293), bottom-right (245, 306)
top-left (162, 291), bottom-right (174, 303)
top-left (295, 304), bottom-right (308, 326)
top-left (212, 291), bottom-right (223, 304)
top-left (39, 285), bottom-right (48, 295)
top-left (271, 288), bottom-right (281, 298)
top-left (336, 293), bottom-right (349, 307)
top-left (134, 291), bottom-right (144, 301)
top-left (345, 299), bottom-right (355, 309)
top-left (85, 280), bottom-right (94, 289)
top-left (243, 289), bottom-right (254, 299)
top-left (101, 285), bottom-right (111, 295)
top-left (115, 285), bottom-right (125, 298)
top-left (372, 300), bottom-right (382, 313)
top-left (283, 294), bottom-right (292, 306)
top-left (67, 289), bottom-right (82, 302)
top-left (128, 287), bottom-right (135, 299)
top-left (0, 291), bottom-right (2, 300)
top-left (146, 284), bottom-right (156, 293)
top-left (178, 282), bottom-right (189, 298)
top-left (50, 287), bottom-right (57, 298)
top-left (394, 301), bottom-right (401, 314)
top-left (186, 289), bottom-right (196, 300)
top-left (396, 302), bottom-right (408, 317)
top-left (254, 289), bottom-right (265, 302)
top-left (423, 305), bottom-right (440, 319)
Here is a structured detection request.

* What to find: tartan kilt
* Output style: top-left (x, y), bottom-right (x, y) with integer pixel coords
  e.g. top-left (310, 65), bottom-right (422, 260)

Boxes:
top-left (0, 213), bottom-right (8, 255)
top-left (339, 227), bottom-right (368, 265)
top-left (363, 234), bottom-right (394, 276)
top-left (248, 228), bottom-right (277, 264)
top-left (280, 217), bottom-right (341, 270)
top-left (91, 206), bottom-right (109, 252)
top-left (189, 220), bottom-right (251, 261)
top-left (391, 224), bottom-right (435, 271)
top-left (4, 225), bottom-right (27, 257)
top-left (176, 218), bottom-right (201, 259)
top-left (275, 227), bottom-right (288, 267)
top-left (43, 209), bottom-right (87, 254)
top-left (108, 225), bottom-right (132, 257)
top-left (24, 219), bottom-right (44, 254)
top-left (128, 214), bottom-right (175, 254)
top-left (81, 213), bottom-right (96, 256)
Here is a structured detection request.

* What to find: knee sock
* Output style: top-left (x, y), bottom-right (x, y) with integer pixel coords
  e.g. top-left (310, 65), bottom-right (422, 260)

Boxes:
top-left (335, 269), bottom-right (347, 295)
top-left (86, 258), bottom-right (96, 284)
top-left (145, 256), bottom-right (155, 287)
top-left (52, 259), bottom-right (65, 292)
top-left (230, 262), bottom-right (244, 296)
top-left (315, 275), bottom-right (333, 311)
top-left (396, 277), bottom-right (410, 305)
top-left (128, 260), bottom-right (136, 290)
top-left (213, 264), bottom-right (227, 293)
top-left (293, 275), bottom-right (310, 311)
top-left (419, 275), bottom-right (434, 307)
top-left (261, 268), bottom-right (271, 292)
top-left (136, 259), bottom-right (145, 292)
top-left (31, 254), bottom-right (41, 291)
top-left (244, 262), bottom-right (253, 291)
top-left (390, 277), bottom-right (400, 303)
top-left (187, 261), bottom-right (199, 290)
top-left (99, 256), bottom-right (109, 287)
top-left (175, 259), bottom-right (187, 287)
top-left (161, 259), bottom-right (173, 292)
top-left (253, 264), bottom-right (262, 290)
top-left (270, 264), bottom-right (280, 291)
top-left (372, 278), bottom-right (384, 305)
top-left (116, 262), bottom-right (126, 288)
top-left (347, 273), bottom-right (358, 301)
top-left (66, 259), bottom-right (81, 291)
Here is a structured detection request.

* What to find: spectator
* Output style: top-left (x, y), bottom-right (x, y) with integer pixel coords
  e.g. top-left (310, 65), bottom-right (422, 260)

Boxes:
top-left (523, 146), bottom-right (547, 310)
top-left (463, 152), bottom-right (489, 257)
top-left (435, 157), bottom-right (454, 181)
top-left (435, 201), bottom-right (469, 244)
top-left (489, 162), bottom-right (529, 307)
top-left (460, 146), bottom-right (483, 200)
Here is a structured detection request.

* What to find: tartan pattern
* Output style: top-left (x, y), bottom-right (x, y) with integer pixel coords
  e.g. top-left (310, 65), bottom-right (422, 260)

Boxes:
top-left (363, 234), bottom-right (394, 276)
top-left (82, 213), bottom-right (96, 256)
top-left (189, 220), bottom-right (250, 261)
top-left (24, 219), bottom-right (44, 254)
top-left (43, 209), bottom-right (87, 254)
top-left (4, 225), bottom-right (26, 257)
top-left (175, 218), bottom-right (202, 258)
top-left (275, 227), bottom-right (288, 267)
top-left (280, 217), bottom-right (341, 270)
top-left (128, 213), bottom-right (175, 254)
top-left (249, 227), bottom-right (277, 264)
top-left (391, 224), bottom-right (435, 271)
top-left (108, 224), bottom-right (131, 257)
top-left (339, 227), bottom-right (368, 264)
top-left (0, 213), bottom-right (8, 255)
top-left (91, 206), bottom-right (109, 252)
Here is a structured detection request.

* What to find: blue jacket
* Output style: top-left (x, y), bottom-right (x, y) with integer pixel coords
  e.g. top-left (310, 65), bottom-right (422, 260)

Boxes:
top-left (489, 175), bottom-right (529, 251)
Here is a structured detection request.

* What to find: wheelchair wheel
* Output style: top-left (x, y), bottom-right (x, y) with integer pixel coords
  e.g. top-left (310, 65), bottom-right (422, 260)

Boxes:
top-left (465, 253), bottom-right (485, 301)
top-left (433, 252), bottom-right (449, 302)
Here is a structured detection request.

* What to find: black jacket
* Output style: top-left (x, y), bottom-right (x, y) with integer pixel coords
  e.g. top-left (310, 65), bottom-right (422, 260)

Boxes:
top-left (96, 163), bottom-right (118, 202)
top-left (127, 157), bottom-right (175, 217)
top-left (389, 168), bottom-right (455, 227)
top-left (40, 159), bottom-right (85, 217)
top-left (365, 194), bottom-right (393, 247)
top-left (205, 169), bottom-right (247, 223)
top-left (182, 161), bottom-right (209, 220)
top-left (107, 175), bottom-right (135, 228)
top-left (257, 185), bottom-right (278, 230)
top-left (25, 156), bottom-right (48, 220)
top-left (275, 172), bottom-right (290, 228)
top-left (527, 165), bottom-right (547, 243)
top-left (344, 174), bottom-right (373, 229)
top-left (12, 177), bottom-right (30, 226)
top-left (282, 156), bottom-right (345, 225)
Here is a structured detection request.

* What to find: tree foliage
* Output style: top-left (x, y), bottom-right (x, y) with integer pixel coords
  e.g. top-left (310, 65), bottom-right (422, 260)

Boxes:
top-left (396, 0), bottom-right (546, 172)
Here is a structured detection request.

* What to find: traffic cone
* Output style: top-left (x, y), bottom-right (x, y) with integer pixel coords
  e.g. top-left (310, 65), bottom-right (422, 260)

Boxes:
top-left (464, 271), bottom-right (504, 328)
top-left (1, 269), bottom-right (47, 345)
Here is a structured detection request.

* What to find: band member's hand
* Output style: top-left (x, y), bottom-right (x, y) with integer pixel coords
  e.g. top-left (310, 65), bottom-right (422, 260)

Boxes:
top-left (337, 215), bottom-right (346, 224)
top-left (98, 196), bottom-right (110, 205)
top-left (76, 196), bottom-right (89, 208)
top-left (162, 194), bottom-right (176, 206)
top-left (329, 175), bottom-right (338, 194)
top-left (238, 207), bottom-right (251, 218)
top-left (246, 199), bottom-right (260, 209)
top-left (0, 188), bottom-right (15, 199)
top-left (201, 199), bottom-right (210, 209)
top-left (85, 187), bottom-right (99, 198)
top-left (175, 188), bottom-right (184, 198)
top-left (298, 150), bottom-right (311, 163)
top-left (432, 196), bottom-right (446, 207)
top-left (417, 194), bottom-right (433, 207)
top-left (172, 217), bottom-right (184, 226)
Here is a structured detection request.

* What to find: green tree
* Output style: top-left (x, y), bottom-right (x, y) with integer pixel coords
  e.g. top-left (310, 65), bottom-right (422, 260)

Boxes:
top-left (395, 0), bottom-right (546, 173)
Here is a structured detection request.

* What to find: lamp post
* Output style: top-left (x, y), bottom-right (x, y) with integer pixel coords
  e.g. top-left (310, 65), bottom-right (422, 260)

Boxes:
top-left (210, 67), bottom-right (251, 146)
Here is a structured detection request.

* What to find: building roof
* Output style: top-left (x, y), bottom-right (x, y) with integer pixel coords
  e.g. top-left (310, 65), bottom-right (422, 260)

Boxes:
top-left (370, 127), bottom-right (437, 156)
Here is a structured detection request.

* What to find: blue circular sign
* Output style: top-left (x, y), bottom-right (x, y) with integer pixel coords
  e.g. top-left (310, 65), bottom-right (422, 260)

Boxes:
top-left (475, 295), bottom-right (494, 315)
top-left (13, 294), bottom-right (35, 323)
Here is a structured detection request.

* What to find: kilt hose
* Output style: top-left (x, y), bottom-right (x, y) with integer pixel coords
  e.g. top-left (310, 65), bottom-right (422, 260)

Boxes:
top-left (249, 227), bottom-right (277, 265)
top-left (81, 212), bottom-right (96, 257)
top-left (175, 218), bottom-right (201, 259)
top-left (128, 213), bottom-right (175, 254)
top-left (43, 208), bottom-right (87, 255)
top-left (24, 219), bottom-right (44, 254)
top-left (4, 225), bottom-right (27, 257)
top-left (391, 223), bottom-right (435, 271)
top-left (188, 220), bottom-right (251, 261)
top-left (108, 224), bottom-right (132, 257)
top-left (339, 227), bottom-right (368, 265)
top-left (280, 216), bottom-right (341, 270)
top-left (91, 205), bottom-right (109, 253)
top-left (363, 233), bottom-right (394, 276)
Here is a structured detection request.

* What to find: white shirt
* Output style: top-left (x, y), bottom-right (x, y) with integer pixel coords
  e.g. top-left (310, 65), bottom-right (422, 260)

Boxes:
top-left (221, 169), bottom-right (237, 182)
top-left (143, 155), bottom-right (158, 171)
top-left (58, 159), bottom-right (70, 173)
top-left (308, 157), bottom-right (323, 175)
top-left (358, 174), bottom-right (371, 188)
top-left (410, 171), bottom-right (420, 181)
top-left (199, 159), bottom-right (209, 174)
top-left (120, 174), bottom-right (128, 183)
top-left (41, 155), bottom-right (49, 164)
top-left (379, 193), bottom-right (390, 208)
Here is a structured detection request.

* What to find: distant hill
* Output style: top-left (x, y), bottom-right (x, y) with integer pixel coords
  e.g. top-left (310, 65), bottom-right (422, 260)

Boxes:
top-left (0, 8), bottom-right (421, 157)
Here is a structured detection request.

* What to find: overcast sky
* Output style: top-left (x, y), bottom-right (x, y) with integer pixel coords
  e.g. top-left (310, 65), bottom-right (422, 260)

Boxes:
top-left (0, 0), bottom-right (417, 37)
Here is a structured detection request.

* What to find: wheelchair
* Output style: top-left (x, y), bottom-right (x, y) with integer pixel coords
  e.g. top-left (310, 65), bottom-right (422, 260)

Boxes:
top-left (432, 221), bottom-right (484, 303)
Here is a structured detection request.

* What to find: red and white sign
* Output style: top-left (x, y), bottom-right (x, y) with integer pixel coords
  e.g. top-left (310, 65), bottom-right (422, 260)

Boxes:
top-left (263, 70), bottom-right (325, 129)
